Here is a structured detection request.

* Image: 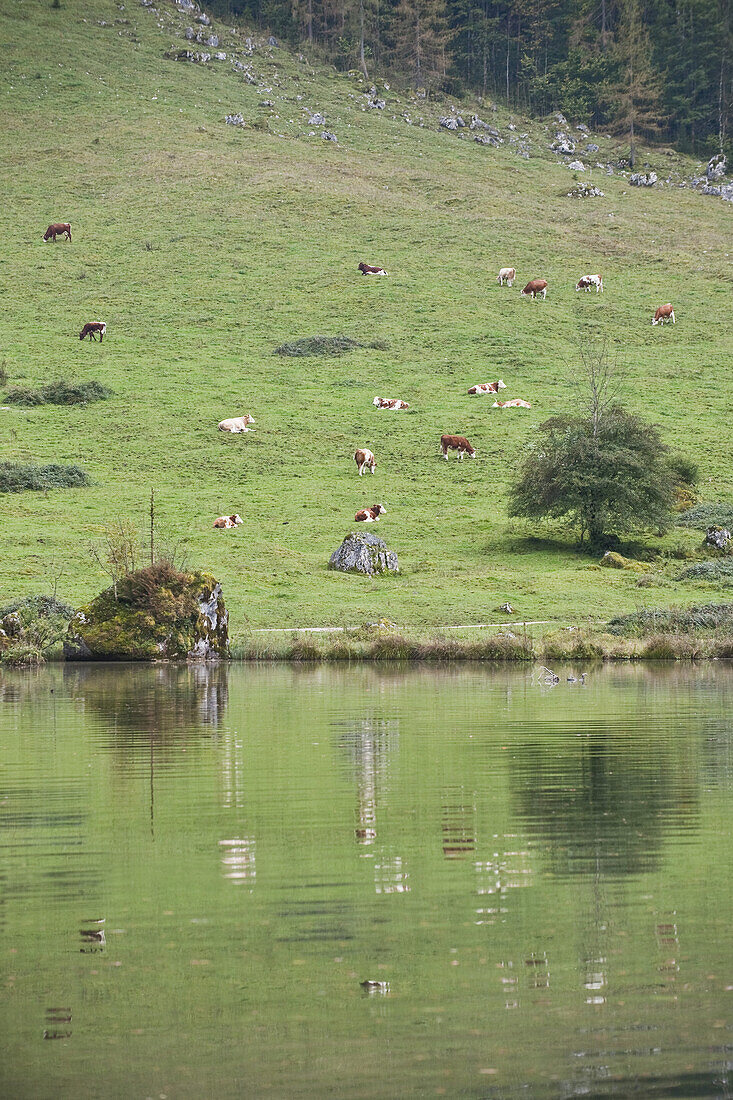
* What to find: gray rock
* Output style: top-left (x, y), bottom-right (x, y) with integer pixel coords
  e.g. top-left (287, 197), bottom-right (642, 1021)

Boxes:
top-left (585, 142), bottom-right (599, 153)
top-left (213, 51), bottom-right (226, 60)
top-left (705, 525), bottom-right (731, 550)
top-left (195, 11), bottom-right (210, 23)
top-left (206, 33), bottom-right (218, 46)
top-left (474, 133), bottom-right (501, 146)
top-left (1, 611), bottom-right (22, 638)
top-left (629, 171), bottom-right (657, 186)
top-left (308, 111), bottom-right (326, 125)
top-left (322, 130), bottom-right (338, 142)
top-left (367, 96), bottom-right (386, 109)
top-left (706, 152), bottom-right (727, 180)
top-left (552, 133), bottom-right (576, 155)
top-left (184, 25), bottom-right (195, 39)
top-left (329, 531), bottom-right (399, 576)
top-left (576, 123), bottom-right (589, 133)
top-left (567, 160), bottom-right (586, 171)
top-left (469, 115), bottom-right (499, 136)
top-left (507, 122), bottom-right (517, 131)
top-left (198, 51), bottom-right (210, 62)
top-left (225, 113), bottom-right (245, 126)
top-left (606, 164), bottom-right (614, 175)
top-left (721, 183), bottom-right (733, 202)
top-left (439, 115), bottom-right (465, 130)
top-left (267, 35), bottom-right (279, 46)
top-left (177, 0), bottom-right (197, 9)
top-left (259, 99), bottom-right (274, 106)
top-left (555, 112), bottom-right (569, 126)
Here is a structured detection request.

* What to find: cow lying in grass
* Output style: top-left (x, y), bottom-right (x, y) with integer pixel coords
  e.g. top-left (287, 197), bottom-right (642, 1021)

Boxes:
top-left (441, 435), bottom-right (476, 459)
top-left (213, 514), bottom-right (243, 529)
top-left (218, 414), bottom-right (254, 433)
top-left (79, 321), bottom-right (106, 341)
top-left (355, 504), bottom-right (386, 522)
top-left (468, 380), bottom-right (505, 396)
top-left (354, 448), bottom-right (376, 476)
top-left (373, 397), bottom-right (409, 410)
top-left (358, 262), bottom-right (389, 276)
top-left (493, 399), bottom-right (531, 408)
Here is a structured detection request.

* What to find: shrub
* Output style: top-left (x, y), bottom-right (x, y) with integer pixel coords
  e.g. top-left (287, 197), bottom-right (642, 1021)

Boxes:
top-left (0, 462), bottom-right (90, 493)
top-left (4, 380), bottom-right (113, 406)
top-left (116, 561), bottom-right (198, 621)
top-left (677, 560), bottom-right (733, 582)
top-left (274, 335), bottom-right (389, 357)
top-left (676, 502), bottom-right (733, 530)
top-left (0, 594), bottom-right (75, 621)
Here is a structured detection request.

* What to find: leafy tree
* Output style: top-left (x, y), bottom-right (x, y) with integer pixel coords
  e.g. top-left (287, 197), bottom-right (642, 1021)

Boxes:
top-left (508, 405), bottom-right (676, 546)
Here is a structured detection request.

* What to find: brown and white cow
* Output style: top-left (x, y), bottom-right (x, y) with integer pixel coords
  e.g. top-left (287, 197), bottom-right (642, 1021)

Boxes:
top-left (354, 448), bottom-right (376, 476)
top-left (43, 222), bottom-right (72, 242)
top-left (213, 513), bottom-right (244, 529)
top-left (79, 321), bottom-right (106, 341)
top-left (441, 434), bottom-right (476, 460)
top-left (358, 262), bottom-right (389, 276)
top-left (355, 504), bottom-right (386, 522)
top-left (521, 279), bottom-right (548, 299)
top-left (468, 379), bottom-right (506, 396)
top-left (373, 397), bottom-right (409, 410)
top-left (492, 398), bottom-right (531, 408)
top-left (576, 274), bottom-right (603, 293)
top-left (497, 267), bottom-right (516, 287)
top-left (218, 414), bottom-right (255, 433)
top-left (652, 303), bottom-right (675, 325)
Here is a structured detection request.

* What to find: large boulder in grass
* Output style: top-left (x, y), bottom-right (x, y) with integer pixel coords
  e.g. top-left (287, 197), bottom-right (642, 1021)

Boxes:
top-left (705, 525), bottom-right (731, 551)
top-left (329, 532), bottom-right (399, 576)
top-left (64, 564), bottom-right (229, 661)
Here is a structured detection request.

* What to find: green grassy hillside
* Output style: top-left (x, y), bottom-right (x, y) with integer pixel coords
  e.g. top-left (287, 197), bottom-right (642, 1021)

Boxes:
top-left (1, 0), bottom-right (732, 637)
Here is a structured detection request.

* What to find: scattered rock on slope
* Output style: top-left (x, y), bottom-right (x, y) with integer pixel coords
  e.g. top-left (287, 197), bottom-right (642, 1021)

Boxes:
top-left (629, 171), bottom-right (657, 186)
top-left (329, 532), bottom-right (399, 576)
top-left (706, 153), bottom-right (726, 180)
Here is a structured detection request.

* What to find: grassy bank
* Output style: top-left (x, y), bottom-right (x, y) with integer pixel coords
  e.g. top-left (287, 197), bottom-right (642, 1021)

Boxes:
top-left (1, 0), bottom-right (732, 638)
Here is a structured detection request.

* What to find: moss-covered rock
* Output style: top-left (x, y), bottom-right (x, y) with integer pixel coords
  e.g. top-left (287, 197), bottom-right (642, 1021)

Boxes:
top-left (329, 531), bottom-right (399, 576)
top-left (599, 551), bottom-right (650, 572)
top-left (64, 564), bottom-right (229, 661)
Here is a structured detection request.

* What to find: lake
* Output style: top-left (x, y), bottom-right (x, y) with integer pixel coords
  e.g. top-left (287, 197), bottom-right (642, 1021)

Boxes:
top-left (1, 662), bottom-right (732, 1099)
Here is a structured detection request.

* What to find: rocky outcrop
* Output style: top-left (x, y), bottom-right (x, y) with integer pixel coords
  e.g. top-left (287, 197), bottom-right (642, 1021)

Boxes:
top-left (439, 115), bottom-right (465, 131)
top-left (64, 566), bottom-right (229, 661)
top-left (707, 153), bottom-right (726, 180)
top-left (705, 525), bottom-right (731, 551)
top-left (630, 171), bottom-right (657, 186)
top-left (585, 142), bottom-right (599, 153)
top-left (567, 160), bottom-right (586, 171)
top-left (329, 532), bottom-right (399, 576)
top-left (551, 133), bottom-right (576, 155)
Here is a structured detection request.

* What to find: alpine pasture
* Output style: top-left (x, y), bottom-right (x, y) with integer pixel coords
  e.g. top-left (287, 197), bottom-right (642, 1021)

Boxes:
top-left (1, 0), bottom-right (731, 638)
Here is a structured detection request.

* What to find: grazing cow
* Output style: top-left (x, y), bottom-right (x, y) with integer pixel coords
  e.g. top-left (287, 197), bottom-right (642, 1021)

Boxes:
top-left (79, 321), bottom-right (106, 341)
top-left (358, 262), bottom-right (389, 276)
top-left (576, 274), bottom-right (603, 293)
top-left (373, 397), bottom-right (409, 410)
top-left (468, 379), bottom-right (506, 396)
top-left (218, 414), bottom-right (255, 433)
top-left (497, 267), bottom-right (516, 287)
top-left (441, 434), bottom-right (476, 460)
top-left (652, 304), bottom-right (675, 326)
top-left (354, 448), bottom-right (376, 476)
top-left (355, 504), bottom-right (386, 522)
top-left (43, 222), bottom-right (72, 242)
top-left (213, 514), bottom-right (243, 529)
top-left (521, 279), bottom-right (548, 299)
top-left (492, 399), bottom-right (531, 409)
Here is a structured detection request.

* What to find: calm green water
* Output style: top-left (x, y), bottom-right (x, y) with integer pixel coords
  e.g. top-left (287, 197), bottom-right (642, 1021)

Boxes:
top-left (1, 662), bottom-right (732, 1099)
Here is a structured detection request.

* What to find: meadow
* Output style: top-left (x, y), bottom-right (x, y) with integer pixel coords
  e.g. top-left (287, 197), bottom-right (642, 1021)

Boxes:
top-left (1, 0), bottom-right (732, 641)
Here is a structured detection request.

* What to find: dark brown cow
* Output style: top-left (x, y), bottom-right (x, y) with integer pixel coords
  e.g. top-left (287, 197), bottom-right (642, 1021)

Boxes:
top-left (441, 435), bottom-right (476, 460)
top-left (521, 279), bottom-right (548, 299)
top-left (43, 222), bottom-right (72, 242)
top-left (79, 321), bottom-right (106, 341)
top-left (355, 504), bottom-right (386, 522)
top-left (358, 262), bottom-right (389, 276)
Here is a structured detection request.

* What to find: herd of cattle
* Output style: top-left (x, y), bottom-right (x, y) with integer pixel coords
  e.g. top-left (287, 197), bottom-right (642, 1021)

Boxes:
top-left (43, 226), bottom-right (678, 530)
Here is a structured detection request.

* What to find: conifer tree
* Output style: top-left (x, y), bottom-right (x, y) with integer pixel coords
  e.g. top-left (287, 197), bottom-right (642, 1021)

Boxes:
top-left (607, 0), bottom-right (663, 165)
